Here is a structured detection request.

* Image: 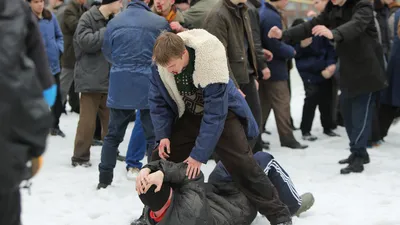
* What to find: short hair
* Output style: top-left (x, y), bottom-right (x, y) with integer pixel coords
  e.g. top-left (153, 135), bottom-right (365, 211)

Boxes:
top-left (153, 31), bottom-right (186, 66)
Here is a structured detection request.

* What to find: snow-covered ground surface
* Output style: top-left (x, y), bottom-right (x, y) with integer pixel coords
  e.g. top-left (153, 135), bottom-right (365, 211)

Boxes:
top-left (22, 69), bottom-right (400, 225)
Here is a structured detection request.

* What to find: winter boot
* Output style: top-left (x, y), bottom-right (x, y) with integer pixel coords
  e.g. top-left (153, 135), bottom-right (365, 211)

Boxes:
top-left (295, 193), bottom-right (315, 217)
top-left (340, 156), bottom-right (364, 174)
top-left (91, 139), bottom-right (103, 146)
top-left (71, 161), bottom-right (92, 168)
top-left (97, 183), bottom-right (109, 190)
top-left (50, 128), bottom-right (66, 138)
top-left (281, 140), bottom-right (308, 149)
top-left (302, 133), bottom-right (318, 141)
top-left (338, 153), bottom-right (370, 164)
top-left (324, 129), bottom-right (340, 137)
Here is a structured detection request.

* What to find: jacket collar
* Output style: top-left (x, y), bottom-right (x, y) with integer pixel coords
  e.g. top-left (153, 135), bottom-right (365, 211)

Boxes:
top-left (263, 2), bottom-right (280, 15)
top-left (71, 0), bottom-right (85, 12)
top-left (223, 0), bottom-right (248, 19)
top-left (89, 5), bottom-right (105, 21)
top-left (248, 0), bottom-right (261, 8)
top-left (127, 0), bottom-right (151, 11)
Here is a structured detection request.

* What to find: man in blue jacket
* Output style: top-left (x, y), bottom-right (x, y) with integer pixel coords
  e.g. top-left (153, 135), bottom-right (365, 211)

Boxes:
top-left (97, 0), bottom-right (171, 189)
top-left (141, 30), bottom-right (292, 225)
top-left (259, 0), bottom-right (307, 149)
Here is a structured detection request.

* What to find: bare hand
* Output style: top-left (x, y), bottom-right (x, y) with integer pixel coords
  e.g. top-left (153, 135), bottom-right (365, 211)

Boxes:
top-left (300, 37), bottom-right (313, 48)
top-left (326, 64), bottom-right (336, 74)
top-left (158, 138), bottom-right (170, 160)
top-left (184, 157), bottom-right (201, 180)
top-left (268, 26), bottom-right (283, 39)
top-left (312, 25), bottom-right (333, 39)
top-left (262, 67), bottom-right (271, 80)
top-left (238, 89), bottom-right (246, 98)
top-left (136, 168), bottom-right (151, 194)
top-left (321, 69), bottom-right (333, 79)
top-left (143, 170), bottom-right (165, 193)
top-left (170, 22), bottom-right (185, 33)
top-left (262, 49), bottom-right (273, 61)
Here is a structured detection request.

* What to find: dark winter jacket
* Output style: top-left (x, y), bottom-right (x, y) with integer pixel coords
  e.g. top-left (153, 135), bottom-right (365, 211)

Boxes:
top-left (61, 0), bottom-right (86, 69)
top-left (73, 6), bottom-right (110, 93)
top-left (203, 0), bottom-right (258, 86)
top-left (259, 2), bottom-right (295, 81)
top-left (102, 1), bottom-right (170, 110)
top-left (36, 9), bottom-right (64, 75)
top-left (53, 2), bottom-right (67, 25)
top-left (182, 0), bottom-right (218, 29)
top-left (282, 0), bottom-right (387, 97)
top-left (294, 36), bottom-right (336, 84)
top-left (149, 29), bottom-right (259, 164)
top-left (0, 0), bottom-right (52, 192)
top-left (246, 0), bottom-right (269, 79)
top-left (374, 0), bottom-right (391, 58)
top-left (142, 160), bottom-right (257, 225)
top-left (381, 9), bottom-right (400, 107)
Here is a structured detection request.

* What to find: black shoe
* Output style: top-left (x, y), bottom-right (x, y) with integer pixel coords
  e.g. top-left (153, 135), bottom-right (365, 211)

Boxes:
top-left (324, 130), bottom-right (340, 137)
top-left (302, 133), bottom-right (318, 141)
top-left (338, 153), bottom-right (370, 164)
top-left (97, 183), bottom-right (109, 190)
top-left (117, 154), bottom-right (126, 162)
top-left (71, 161), bottom-right (92, 168)
top-left (91, 139), bottom-right (103, 146)
top-left (50, 128), bottom-right (66, 138)
top-left (340, 156), bottom-right (364, 174)
top-left (262, 142), bottom-right (270, 150)
top-left (277, 222), bottom-right (292, 225)
top-left (131, 213), bottom-right (146, 225)
top-left (282, 141), bottom-right (308, 149)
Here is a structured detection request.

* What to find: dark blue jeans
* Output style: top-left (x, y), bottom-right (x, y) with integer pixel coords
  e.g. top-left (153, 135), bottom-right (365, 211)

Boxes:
top-left (341, 91), bottom-right (376, 156)
top-left (99, 109), bottom-right (155, 185)
top-left (209, 152), bottom-right (302, 216)
top-left (126, 111), bottom-right (146, 169)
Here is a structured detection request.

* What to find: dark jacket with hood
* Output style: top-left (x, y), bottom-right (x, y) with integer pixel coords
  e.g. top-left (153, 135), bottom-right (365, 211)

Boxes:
top-left (0, 0), bottom-right (52, 192)
top-left (142, 160), bottom-right (257, 225)
top-left (282, 0), bottom-right (387, 97)
top-left (203, 0), bottom-right (258, 86)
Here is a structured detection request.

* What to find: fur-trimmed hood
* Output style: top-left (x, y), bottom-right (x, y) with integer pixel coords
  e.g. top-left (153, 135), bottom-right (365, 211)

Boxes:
top-left (157, 29), bottom-right (229, 117)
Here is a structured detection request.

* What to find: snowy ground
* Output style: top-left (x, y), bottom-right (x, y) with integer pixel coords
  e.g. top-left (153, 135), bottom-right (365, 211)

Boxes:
top-left (22, 69), bottom-right (400, 225)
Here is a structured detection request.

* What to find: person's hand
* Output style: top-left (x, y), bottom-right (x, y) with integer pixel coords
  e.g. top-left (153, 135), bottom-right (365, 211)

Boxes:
top-left (312, 25), bottom-right (333, 39)
top-left (262, 49), bottom-right (273, 61)
top-left (136, 168), bottom-right (151, 194)
top-left (300, 37), bottom-right (313, 48)
top-left (326, 64), bottom-right (336, 74)
top-left (184, 157), bottom-right (201, 179)
top-left (255, 79), bottom-right (259, 90)
top-left (238, 89), bottom-right (246, 98)
top-left (158, 138), bottom-right (170, 160)
top-left (262, 67), bottom-right (271, 80)
top-left (170, 22), bottom-right (185, 33)
top-left (31, 156), bottom-right (43, 177)
top-left (268, 26), bottom-right (283, 39)
top-left (321, 69), bottom-right (333, 79)
top-left (143, 170), bottom-right (165, 193)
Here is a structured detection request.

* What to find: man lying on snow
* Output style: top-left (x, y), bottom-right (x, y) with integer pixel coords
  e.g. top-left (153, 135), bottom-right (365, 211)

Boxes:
top-left (136, 152), bottom-right (315, 225)
top-left (144, 29), bottom-right (292, 225)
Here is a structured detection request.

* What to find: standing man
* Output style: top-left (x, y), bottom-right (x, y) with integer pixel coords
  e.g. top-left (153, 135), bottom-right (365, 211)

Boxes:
top-left (48, 0), bottom-right (67, 24)
top-left (268, 0), bottom-right (387, 174)
top-left (97, 0), bottom-right (170, 189)
top-left (71, 0), bottom-right (122, 167)
top-left (152, 0), bottom-right (190, 32)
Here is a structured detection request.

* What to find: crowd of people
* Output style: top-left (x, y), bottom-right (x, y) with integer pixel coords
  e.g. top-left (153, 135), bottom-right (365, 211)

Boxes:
top-left (1, 0), bottom-right (400, 224)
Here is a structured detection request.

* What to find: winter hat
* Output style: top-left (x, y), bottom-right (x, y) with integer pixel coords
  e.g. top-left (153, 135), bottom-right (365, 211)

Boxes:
top-left (139, 183), bottom-right (171, 212)
top-left (101, 0), bottom-right (119, 5)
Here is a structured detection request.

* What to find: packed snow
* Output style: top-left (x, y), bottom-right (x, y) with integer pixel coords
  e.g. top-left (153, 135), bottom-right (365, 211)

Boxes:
top-left (21, 70), bottom-right (400, 225)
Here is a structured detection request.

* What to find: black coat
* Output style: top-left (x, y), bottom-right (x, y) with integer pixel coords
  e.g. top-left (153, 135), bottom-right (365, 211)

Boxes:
top-left (0, 0), bottom-right (52, 192)
top-left (282, 0), bottom-right (387, 97)
top-left (142, 161), bottom-right (256, 225)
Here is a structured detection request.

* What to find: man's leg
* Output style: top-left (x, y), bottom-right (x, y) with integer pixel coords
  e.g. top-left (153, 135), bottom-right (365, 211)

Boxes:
top-left (378, 104), bottom-right (397, 139)
top-left (0, 189), bottom-right (21, 225)
top-left (259, 80), bottom-right (273, 132)
top-left (59, 68), bottom-right (74, 105)
top-left (72, 93), bottom-right (101, 164)
top-left (215, 112), bottom-right (291, 225)
top-left (51, 73), bottom-right (64, 134)
top-left (318, 80), bottom-right (334, 133)
top-left (139, 109), bottom-right (157, 163)
top-left (68, 81), bottom-right (80, 113)
top-left (340, 92), bottom-right (353, 140)
top-left (300, 83), bottom-right (319, 136)
top-left (126, 111), bottom-right (146, 169)
top-left (369, 96), bottom-right (382, 145)
top-left (99, 108), bottom-right (134, 186)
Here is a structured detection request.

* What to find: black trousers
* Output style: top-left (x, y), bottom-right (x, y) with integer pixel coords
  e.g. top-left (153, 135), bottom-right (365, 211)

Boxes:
top-left (68, 81), bottom-right (80, 112)
top-left (152, 112), bottom-right (291, 224)
top-left (369, 96), bottom-right (381, 143)
top-left (300, 80), bottom-right (333, 134)
top-left (0, 190), bottom-right (21, 225)
top-left (51, 73), bottom-right (64, 129)
top-left (379, 104), bottom-right (400, 139)
top-left (94, 114), bottom-right (102, 140)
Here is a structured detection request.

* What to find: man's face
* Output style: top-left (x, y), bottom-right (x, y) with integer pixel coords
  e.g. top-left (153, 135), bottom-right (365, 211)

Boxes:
top-left (110, 0), bottom-right (124, 14)
top-left (313, 0), bottom-right (327, 12)
top-left (154, 0), bottom-right (174, 14)
top-left (276, 0), bottom-right (288, 10)
top-left (30, 0), bottom-right (44, 15)
top-left (78, 0), bottom-right (87, 5)
top-left (165, 56), bottom-right (186, 75)
top-left (331, 0), bottom-right (346, 6)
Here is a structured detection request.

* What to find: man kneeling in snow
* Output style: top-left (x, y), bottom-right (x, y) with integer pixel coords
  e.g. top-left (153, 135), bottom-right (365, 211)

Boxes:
top-left (136, 152), bottom-right (314, 225)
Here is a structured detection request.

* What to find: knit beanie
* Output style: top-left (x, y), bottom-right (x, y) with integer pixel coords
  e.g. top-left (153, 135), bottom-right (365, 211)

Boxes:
top-left (101, 0), bottom-right (119, 5)
top-left (139, 184), bottom-right (171, 212)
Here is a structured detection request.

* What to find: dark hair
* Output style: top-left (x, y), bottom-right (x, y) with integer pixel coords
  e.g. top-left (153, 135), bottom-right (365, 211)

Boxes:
top-left (153, 31), bottom-right (186, 66)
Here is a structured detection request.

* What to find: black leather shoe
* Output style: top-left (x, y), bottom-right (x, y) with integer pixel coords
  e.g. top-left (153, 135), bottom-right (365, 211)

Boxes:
top-left (338, 153), bottom-right (370, 164)
top-left (340, 156), bottom-right (364, 174)
top-left (282, 141), bottom-right (308, 149)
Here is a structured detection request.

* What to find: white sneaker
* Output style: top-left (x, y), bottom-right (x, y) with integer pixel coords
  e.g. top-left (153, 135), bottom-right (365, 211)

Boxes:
top-left (126, 168), bottom-right (140, 181)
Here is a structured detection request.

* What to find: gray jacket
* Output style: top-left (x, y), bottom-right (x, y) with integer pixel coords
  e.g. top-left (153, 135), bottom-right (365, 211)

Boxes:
top-left (73, 6), bottom-right (109, 93)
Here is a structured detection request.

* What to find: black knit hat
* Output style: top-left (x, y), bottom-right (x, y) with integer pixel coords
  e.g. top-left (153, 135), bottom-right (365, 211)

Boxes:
top-left (101, 0), bottom-right (119, 5)
top-left (139, 184), bottom-right (171, 212)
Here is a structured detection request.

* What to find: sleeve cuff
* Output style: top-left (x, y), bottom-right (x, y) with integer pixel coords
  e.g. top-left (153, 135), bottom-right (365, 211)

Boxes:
top-left (332, 29), bottom-right (343, 43)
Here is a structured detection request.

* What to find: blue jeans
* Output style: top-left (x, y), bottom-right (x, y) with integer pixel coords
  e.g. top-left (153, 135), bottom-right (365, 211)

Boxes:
top-left (209, 152), bottom-right (302, 216)
top-left (126, 111), bottom-right (146, 169)
top-left (99, 109), bottom-right (155, 185)
top-left (341, 91), bottom-right (376, 156)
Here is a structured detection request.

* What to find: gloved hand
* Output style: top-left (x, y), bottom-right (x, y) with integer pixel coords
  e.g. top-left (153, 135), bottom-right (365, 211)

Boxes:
top-left (31, 156), bottom-right (43, 177)
top-left (43, 84), bottom-right (57, 107)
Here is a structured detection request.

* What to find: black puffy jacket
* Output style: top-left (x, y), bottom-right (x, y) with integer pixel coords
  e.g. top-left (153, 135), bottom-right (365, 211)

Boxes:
top-left (0, 0), bottom-right (52, 192)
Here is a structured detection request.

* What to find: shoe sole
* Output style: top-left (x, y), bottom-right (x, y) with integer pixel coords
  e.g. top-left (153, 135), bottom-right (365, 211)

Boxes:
top-left (340, 168), bottom-right (363, 174)
top-left (296, 193), bottom-right (315, 217)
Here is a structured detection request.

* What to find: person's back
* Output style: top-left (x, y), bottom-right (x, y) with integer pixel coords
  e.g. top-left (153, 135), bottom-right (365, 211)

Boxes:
top-left (182, 0), bottom-right (219, 29)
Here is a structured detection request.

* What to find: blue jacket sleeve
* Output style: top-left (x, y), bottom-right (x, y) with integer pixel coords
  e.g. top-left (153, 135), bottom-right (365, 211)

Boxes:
top-left (102, 27), bottom-right (113, 64)
top-left (324, 39), bottom-right (337, 67)
top-left (53, 14), bottom-right (64, 54)
top-left (148, 68), bottom-right (175, 141)
top-left (190, 83), bottom-right (228, 164)
top-left (259, 12), bottom-right (295, 60)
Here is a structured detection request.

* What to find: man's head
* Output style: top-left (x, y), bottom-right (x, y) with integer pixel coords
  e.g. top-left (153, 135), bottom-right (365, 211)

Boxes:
top-left (153, 0), bottom-right (175, 15)
top-left (383, 0), bottom-right (394, 5)
top-left (139, 184), bottom-right (172, 214)
top-left (76, 0), bottom-right (88, 5)
top-left (330, 0), bottom-right (346, 6)
top-left (153, 32), bottom-right (189, 75)
top-left (28, 0), bottom-right (45, 15)
top-left (101, 0), bottom-right (124, 14)
top-left (313, 0), bottom-right (328, 13)
top-left (270, 0), bottom-right (289, 10)
top-left (48, 0), bottom-right (63, 8)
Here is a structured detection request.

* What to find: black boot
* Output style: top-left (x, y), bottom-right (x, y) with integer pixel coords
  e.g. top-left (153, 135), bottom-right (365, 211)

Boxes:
top-left (338, 153), bottom-right (370, 164)
top-left (340, 156), bottom-right (364, 174)
top-left (131, 209), bottom-right (146, 225)
top-left (281, 140), bottom-right (308, 149)
top-left (302, 133), bottom-right (318, 141)
top-left (324, 129), bottom-right (340, 137)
